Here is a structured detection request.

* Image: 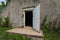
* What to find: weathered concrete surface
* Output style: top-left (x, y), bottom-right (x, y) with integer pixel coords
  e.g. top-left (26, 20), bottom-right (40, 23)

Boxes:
top-left (40, 0), bottom-right (60, 28)
top-left (6, 27), bottom-right (44, 40)
top-left (1, 0), bottom-right (40, 27)
top-left (6, 27), bottom-right (43, 37)
top-left (1, 0), bottom-right (59, 27)
top-left (40, 0), bottom-right (57, 24)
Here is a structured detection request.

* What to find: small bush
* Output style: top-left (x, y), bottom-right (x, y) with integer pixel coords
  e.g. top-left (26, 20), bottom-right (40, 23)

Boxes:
top-left (4, 16), bottom-right (10, 27)
top-left (41, 15), bottom-right (50, 31)
top-left (0, 16), bottom-right (3, 27)
top-left (0, 16), bottom-right (10, 28)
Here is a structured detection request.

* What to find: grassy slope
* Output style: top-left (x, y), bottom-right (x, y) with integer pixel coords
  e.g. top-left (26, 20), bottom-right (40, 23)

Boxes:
top-left (42, 15), bottom-right (60, 40)
top-left (42, 28), bottom-right (60, 40)
top-left (0, 27), bottom-right (32, 40)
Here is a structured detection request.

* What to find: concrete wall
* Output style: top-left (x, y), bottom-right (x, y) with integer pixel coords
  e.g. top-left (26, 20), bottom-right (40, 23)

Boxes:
top-left (51, 0), bottom-right (60, 18)
top-left (40, 0), bottom-right (60, 28)
top-left (40, 0), bottom-right (57, 24)
top-left (1, 0), bottom-right (40, 27)
top-left (1, 0), bottom-right (59, 28)
top-left (50, 0), bottom-right (60, 28)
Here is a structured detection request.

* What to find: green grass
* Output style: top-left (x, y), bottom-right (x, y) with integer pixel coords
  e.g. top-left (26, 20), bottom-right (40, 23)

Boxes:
top-left (41, 15), bottom-right (60, 40)
top-left (0, 27), bottom-right (32, 40)
top-left (42, 28), bottom-right (60, 40)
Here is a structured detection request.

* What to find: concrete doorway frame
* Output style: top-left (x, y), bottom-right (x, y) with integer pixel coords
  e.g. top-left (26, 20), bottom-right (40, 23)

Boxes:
top-left (23, 7), bottom-right (34, 27)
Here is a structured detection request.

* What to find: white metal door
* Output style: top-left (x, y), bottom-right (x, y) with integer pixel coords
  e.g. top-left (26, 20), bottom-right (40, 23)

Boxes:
top-left (33, 4), bottom-right (40, 32)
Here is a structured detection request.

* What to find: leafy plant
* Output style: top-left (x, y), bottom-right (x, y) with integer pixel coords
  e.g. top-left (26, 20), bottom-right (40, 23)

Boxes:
top-left (0, 16), bottom-right (10, 27)
top-left (6, 0), bottom-right (10, 6)
top-left (41, 15), bottom-right (49, 31)
top-left (4, 16), bottom-right (10, 27)
top-left (1, 1), bottom-right (6, 7)
top-left (0, 16), bottom-right (3, 27)
top-left (0, 0), bottom-right (10, 13)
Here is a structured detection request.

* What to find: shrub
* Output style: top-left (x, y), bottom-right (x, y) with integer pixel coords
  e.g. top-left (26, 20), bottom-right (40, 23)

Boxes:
top-left (0, 16), bottom-right (3, 27)
top-left (0, 16), bottom-right (10, 27)
top-left (4, 16), bottom-right (10, 27)
top-left (41, 15), bottom-right (50, 31)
